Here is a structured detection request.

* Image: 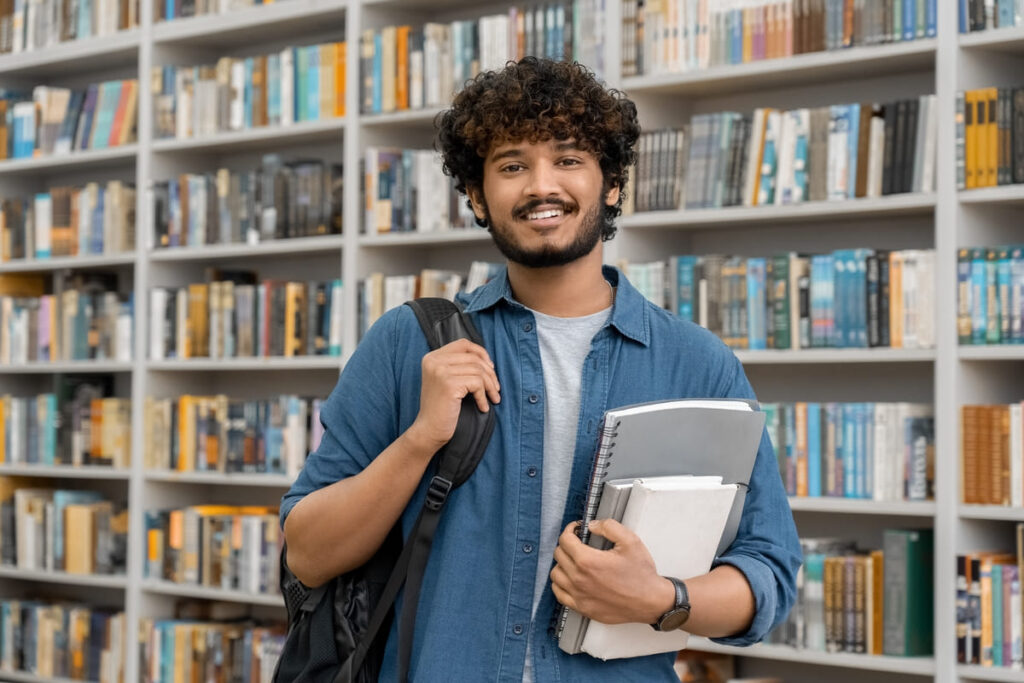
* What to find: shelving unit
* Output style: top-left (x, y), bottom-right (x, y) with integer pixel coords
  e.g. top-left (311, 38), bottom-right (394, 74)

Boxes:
top-left (0, 1), bottom-right (1019, 682)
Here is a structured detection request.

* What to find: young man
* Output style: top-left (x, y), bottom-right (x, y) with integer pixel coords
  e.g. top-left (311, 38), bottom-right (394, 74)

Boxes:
top-left (282, 58), bottom-right (801, 682)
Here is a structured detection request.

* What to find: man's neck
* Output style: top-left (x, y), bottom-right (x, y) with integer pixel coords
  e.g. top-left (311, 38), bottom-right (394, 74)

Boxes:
top-left (506, 249), bottom-right (612, 317)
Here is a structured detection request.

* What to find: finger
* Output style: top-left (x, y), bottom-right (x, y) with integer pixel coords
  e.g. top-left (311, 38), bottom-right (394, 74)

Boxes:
top-left (550, 582), bottom-right (577, 611)
top-left (440, 339), bottom-right (494, 367)
top-left (587, 518), bottom-right (636, 548)
top-left (552, 545), bottom-right (576, 576)
top-left (434, 357), bottom-right (501, 400)
top-left (438, 373), bottom-right (492, 413)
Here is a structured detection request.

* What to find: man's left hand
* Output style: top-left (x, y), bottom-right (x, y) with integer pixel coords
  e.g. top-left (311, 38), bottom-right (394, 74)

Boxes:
top-left (550, 518), bottom-right (674, 625)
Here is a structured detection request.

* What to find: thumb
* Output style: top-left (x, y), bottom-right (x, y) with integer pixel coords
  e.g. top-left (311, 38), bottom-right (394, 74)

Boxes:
top-left (588, 518), bottom-right (635, 546)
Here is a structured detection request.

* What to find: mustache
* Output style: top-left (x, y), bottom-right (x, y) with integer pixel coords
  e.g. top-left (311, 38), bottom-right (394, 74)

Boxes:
top-left (513, 198), bottom-right (576, 219)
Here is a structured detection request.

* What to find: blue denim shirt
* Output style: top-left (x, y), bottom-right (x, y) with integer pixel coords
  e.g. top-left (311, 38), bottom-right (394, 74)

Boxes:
top-left (281, 266), bottom-right (802, 682)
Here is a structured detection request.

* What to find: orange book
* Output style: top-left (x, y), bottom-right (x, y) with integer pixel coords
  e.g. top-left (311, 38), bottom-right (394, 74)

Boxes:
top-left (107, 80), bottom-right (132, 148)
top-left (795, 402), bottom-right (808, 496)
top-left (870, 549), bottom-right (884, 655)
top-left (90, 398), bottom-right (103, 463)
top-left (255, 56), bottom-right (268, 127)
top-left (965, 90), bottom-right (979, 189)
top-left (888, 251), bottom-right (903, 348)
top-left (334, 41), bottom-right (346, 117)
top-left (979, 554), bottom-right (1015, 666)
top-left (168, 509), bottom-right (185, 582)
top-left (117, 80), bottom-right (139, 145)
top-left (178, 395), bottom-right (195, 472)
top-left (985, 87), bottom-right (998, 187)
top-left (976, 91), bottom-right (990, 189)
top-left (396, 26), bottom-right (410, 110)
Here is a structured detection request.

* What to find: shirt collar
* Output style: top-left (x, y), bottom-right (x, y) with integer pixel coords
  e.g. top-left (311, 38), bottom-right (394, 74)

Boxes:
top-left (462, 264), bottom-right (650, 347)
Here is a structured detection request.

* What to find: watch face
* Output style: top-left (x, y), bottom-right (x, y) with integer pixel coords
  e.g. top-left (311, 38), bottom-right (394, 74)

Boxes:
top-left (659, 609), bottom-right (690, 631)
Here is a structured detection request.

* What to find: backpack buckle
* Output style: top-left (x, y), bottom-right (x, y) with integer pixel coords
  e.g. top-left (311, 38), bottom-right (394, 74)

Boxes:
top-left (425, 476), bottom-right (453, 511)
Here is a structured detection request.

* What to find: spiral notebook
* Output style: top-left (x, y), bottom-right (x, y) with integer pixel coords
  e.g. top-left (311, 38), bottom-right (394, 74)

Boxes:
top-left (555, 398), bottom-right (766, 654)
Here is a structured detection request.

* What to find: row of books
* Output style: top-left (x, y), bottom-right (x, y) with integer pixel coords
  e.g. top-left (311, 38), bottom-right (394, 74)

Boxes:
top-left (624, 248), bottom-right (936, 351)
top-left (144, 505), bottom-right (281, 595)
top-left (2, 480), bottom-right (127, 574)
top-left (636, 97), bottom-right (937, 214)
top-left (0, 601), bottom-right (124, 682)
top-left (0, 181), bottom-right (136, 262)
top-left (0, 80), bottom-right (138, 161)
top-left (959, 0), bottom-right (1024, 32)
top-left (765, 401), bottom-right (934, 502)
top-left (0, 392), bottom-right (131, 469)
top-left (0, 0), bottom-right (137, 55)
top-left (357, 261), bottom-right (503, 338)
top-left (363, 147), bottom-right (476, 234)
top-left (156, 0), bottom-right (286, 22)
top-left (961, 403), bottom-right (1024, 507)
top-left (770, 531), bottom-right (934, 657)
top-left (955, 529), bottom-right (1024, 668)
top-left (153, 156), bottom-right (342, 250)
top-left (359, 1), bottom-right (605, 115)
top-left (957, 246), bottom-right (1024, 346)
top-left (0, 273), bottom-right (133, 365)
top-left (148, 276), bottom-right (343, 360)
top-left (623, 0), bottom-right (937, 77)
top-left (139, 618), bottom-right (284, 683)
top-left (152, 42), bottom-right (346, 141)
top-left (143, 394), bottom-right (324, 478)
top-left (956, 88), bottom-right (1024, 190)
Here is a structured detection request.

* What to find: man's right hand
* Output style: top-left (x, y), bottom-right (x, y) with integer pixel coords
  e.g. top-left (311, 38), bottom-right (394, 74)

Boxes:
top-left (406, 338), bottom-right (500, 455)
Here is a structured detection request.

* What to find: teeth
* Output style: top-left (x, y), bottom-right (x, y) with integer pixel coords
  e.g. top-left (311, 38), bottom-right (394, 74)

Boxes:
top-left (527, 209), bottom-right (563, 220)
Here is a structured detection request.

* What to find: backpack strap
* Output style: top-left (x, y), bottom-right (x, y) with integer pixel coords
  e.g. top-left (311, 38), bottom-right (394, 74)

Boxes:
top-left (341, 298), bottom-right (495, 683)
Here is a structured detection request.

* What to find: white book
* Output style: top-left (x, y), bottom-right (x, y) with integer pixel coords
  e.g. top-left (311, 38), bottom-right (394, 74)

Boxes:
top-left (33, 193), bottom-right (51, 259)
top-left (280, 48), bottom-right (294, 127)
top-left (774, 111), bottom-right (796, 205)
top-left (409, 47), bottom-right (424, 110)
top-left (578, 477), bottom-right (738, 660)
top-left (866, 112), bottom-right (886, 198)
top-left (149, 288), bottom-right (167, 360)
top-left (919, 94), bottom-right (938, 193)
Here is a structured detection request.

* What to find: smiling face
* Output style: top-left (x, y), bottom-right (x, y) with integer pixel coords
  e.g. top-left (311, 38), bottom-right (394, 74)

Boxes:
top-left (468, 138), bottom-right (621, 269)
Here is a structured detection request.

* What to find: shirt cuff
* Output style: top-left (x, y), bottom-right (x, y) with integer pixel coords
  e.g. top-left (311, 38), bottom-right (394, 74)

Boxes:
top-left (708, 553), bottom-right (778, 647)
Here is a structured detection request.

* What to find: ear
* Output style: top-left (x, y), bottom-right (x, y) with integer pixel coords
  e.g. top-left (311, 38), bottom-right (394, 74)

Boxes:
top-left (604, 182), bottom-right (621, 207)
top-left (467, 185), bottom-right (488, 222)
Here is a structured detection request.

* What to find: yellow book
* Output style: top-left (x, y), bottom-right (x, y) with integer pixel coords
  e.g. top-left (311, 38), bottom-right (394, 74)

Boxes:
top-left (65, 503), bottom-right (97, 574)
top-left (889, 252), bottom-right (903, 348)
top-left (966, 90), bottom-right (979, 189)
top-left (985, 87), bottom-right (998, 188)
top-left (178, 395), bottom-right (195, 472)
top-left (795, 402), bottom-right (808, 497)
top-left (742, 7), bottom-right (753, 62)
top-left (381, 25), bottom-right (397, 113)
top-left (334, 41), bottom-right (346, 117)
top-left (976, 91), bottom-right (990, 189)
top-left (320, 43), bottom-right (335, 121)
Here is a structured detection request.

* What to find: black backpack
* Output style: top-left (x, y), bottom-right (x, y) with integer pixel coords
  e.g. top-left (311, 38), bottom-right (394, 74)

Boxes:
top-left (274, 298), bottom-right (497, 683)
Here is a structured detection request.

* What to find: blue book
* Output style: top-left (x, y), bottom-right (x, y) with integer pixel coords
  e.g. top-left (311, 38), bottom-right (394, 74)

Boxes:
top-left (244, 58), bottom-right (254, 129)
top-left (903, 0), bottom-right (915, 40)
top-left (267, 53), bottom-right (280, 126)
top-left (731, 8), bottom-right (742, 64)
top-left (26, 399), bottom-right (37, 463)
top-left (927, 0), bottom-right (937, 37)
top-left (166, 0), bottom-right (174, 20)
top-left (998, 247), bottom-right (1012, 343)
top-left (971, 248), bottom-right (987, 344)
top-left (91, 190), bottom-right (105, 254)
top-left (372, 33), bottom-right (383, 114)
top-left (306, 45), bottom-right (320, 122)
top-left (747, 257), bottom-right (767, 350)
top-left (846, 103), bottom-right (860, 199)
top-left (1011, 246), bottom-right (1024, 343)
top-left (998, 0), bottom-right (1015, 29)
top-left (785, 405), bottom-right (797, 496)
top-left (832, 250), bottom-right (849, 348)
top-left (855, 403), bottom-right (868, 498)
top-left (993, 563), bottom-right (1004, 666)
top-left (89, 80), bottom-right (121, 150)
top-left (807, 403), bottom-right (822, 497)
top-left (843, 404), bottom-right (856, 498)
top-left (78, 0), bottom-right (92, 37)
top-left (853, 249), bottom-right (873, 348)
top-left (42, 394), bottom-right (56, 464)
top-left (676, 256), bottom-right (698, 321)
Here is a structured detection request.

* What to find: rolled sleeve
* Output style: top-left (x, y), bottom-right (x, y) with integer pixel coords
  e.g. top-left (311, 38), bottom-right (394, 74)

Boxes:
top-left (708, 352), bottom-right (803, 646)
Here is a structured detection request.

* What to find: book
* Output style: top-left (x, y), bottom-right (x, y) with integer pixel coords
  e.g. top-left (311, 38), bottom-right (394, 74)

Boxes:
top-left (554, 398), bottom-right (766, 648)
top-left (567, 476), bottom-right (738, 660)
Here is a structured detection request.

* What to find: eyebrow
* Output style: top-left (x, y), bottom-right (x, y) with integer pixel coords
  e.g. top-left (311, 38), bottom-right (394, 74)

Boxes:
top-left (489, 141), bottom-right (583, 162)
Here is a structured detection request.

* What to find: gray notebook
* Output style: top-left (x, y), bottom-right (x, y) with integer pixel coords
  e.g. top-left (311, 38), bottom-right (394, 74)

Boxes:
top-left (555, 397), bottom-right (766, 654)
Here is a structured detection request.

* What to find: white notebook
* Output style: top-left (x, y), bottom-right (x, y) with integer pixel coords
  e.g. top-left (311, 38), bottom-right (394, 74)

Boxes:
top-left (578, 476), bottom-right (737, 660)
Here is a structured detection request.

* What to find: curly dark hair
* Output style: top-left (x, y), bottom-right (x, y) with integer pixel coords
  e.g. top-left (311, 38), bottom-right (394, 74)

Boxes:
top-left (435, 57), bottom-right (640, 241)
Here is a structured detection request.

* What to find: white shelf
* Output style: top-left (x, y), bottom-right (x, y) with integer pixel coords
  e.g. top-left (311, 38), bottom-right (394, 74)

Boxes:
top-left (959, 505), bottom-right (1024, 522)
top-left (360, 106), bottom-right (447, 127)
top-left (153, 0), bottom-right (347, 49)
top-left (152, 118), bottom-right (346, 154)
top-left (622, 40), bottom-right (937, 97)
top-left (788, 498), bottom-right (936, 517)
top-left (359, 229), bottom-right (493, 247)
top-left (959, 185), bottom-right (1024, 206)
top-left (0, 253), bottom-right (135, 273)
top-left (0, 464), bottom-right (130, 480)
top-left (0, 30), bottom-right (140, 77)
top-left (0, 145), bottom-right (137, 175)
top-left (145, 471), bottom-right (294, 487)
top-left (957, 664), bottom-right (1024, 681)
top-left (687, 637), bottom-right (935, 675)
top-left (0, 566), bottom-right (127, 588)
top-left (734, 349), bottom-right (935, 365)
top-left (959, 26), bottom-right (1024, 53)
top-left (149, 235), bottom-right (344, 262)
top-left (0, 670), bottom-right (97, 683)
top-left (958, 345), bottom-right (1024, 361)
top-left (147, 356), bottom-right (342, 371)
top-left (620, 194), bottom-right (936, 231)
top-left (0, 360), bottom-right (133, 373)
top-left (141, 579), bottom-right (284, 606)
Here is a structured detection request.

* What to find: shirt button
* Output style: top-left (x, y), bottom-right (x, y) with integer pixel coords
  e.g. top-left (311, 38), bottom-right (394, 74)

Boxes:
top-left (528, 394), bottom-right (539, 404)
top-left (523, 543), bottom-right (534, 554)
top-left (513, 624), bottom-right (524, 635)
top-left (523, 322), bottom-right (533, 332)
top-left (527, 466), bottom-right (538, 477)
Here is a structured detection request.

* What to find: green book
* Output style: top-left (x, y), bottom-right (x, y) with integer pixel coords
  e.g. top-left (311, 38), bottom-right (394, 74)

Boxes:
top-left (882, 528), bottom-right (934, 656)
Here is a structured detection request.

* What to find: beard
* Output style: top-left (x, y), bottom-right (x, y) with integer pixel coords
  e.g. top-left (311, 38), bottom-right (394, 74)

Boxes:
top-left (484, 199), bottom-right (604, 269)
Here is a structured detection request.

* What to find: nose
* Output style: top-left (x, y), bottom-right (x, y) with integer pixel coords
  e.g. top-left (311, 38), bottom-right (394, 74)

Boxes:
top-left (524, 162), bottom-right (561, 198)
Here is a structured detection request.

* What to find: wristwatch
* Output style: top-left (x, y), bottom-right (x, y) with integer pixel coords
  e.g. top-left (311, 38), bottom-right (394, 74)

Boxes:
top-left (651, 576), bottom-right (691, 631)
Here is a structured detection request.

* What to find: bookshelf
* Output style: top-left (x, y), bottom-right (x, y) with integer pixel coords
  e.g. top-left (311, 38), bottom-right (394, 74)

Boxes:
top-left (0, 1), bottom-right (1018, 682)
